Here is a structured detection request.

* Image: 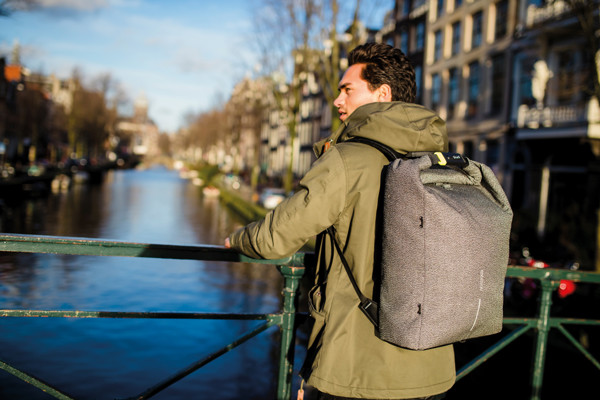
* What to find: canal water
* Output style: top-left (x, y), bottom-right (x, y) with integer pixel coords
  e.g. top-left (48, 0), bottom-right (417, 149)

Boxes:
top-left (0, 166), bottom-right (298, 399)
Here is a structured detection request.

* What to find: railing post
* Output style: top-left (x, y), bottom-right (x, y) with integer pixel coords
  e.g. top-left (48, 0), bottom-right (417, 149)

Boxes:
top-left (531, 278), bottom-right (558, 400)
top-left (276, 264), bottom-right (305, 400)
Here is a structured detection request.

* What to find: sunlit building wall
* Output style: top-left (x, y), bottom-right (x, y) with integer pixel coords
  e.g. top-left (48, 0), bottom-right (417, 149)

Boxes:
top-left (420, 0), bottom-right (516, 176)
top-left (260, 107), bottom-right (289, 181)
top-left (390, 0), bottom-right (600, 268)
top-left (227, 78), bottom-right (267, 174)
top-left (508, 0), bottom-right (600, 250)
top-left (117, 93), bottom-right (160, 158)
top-left (296, 72), bottom-right (323, 176)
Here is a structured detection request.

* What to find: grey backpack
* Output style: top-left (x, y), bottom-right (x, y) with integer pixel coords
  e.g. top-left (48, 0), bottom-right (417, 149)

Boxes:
top-left (328, 138), bottom-right (513, 350)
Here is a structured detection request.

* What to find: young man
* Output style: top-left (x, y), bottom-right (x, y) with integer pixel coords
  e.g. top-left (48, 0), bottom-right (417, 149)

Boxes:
top-left (226, 43), bottom-right (455, 399)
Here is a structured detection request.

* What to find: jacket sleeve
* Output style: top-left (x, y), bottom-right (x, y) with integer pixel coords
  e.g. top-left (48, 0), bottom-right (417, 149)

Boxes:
top-left (229, 148), bottom-right (347, 259)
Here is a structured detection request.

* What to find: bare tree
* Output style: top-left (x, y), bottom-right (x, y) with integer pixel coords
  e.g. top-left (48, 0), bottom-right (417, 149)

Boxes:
top-left (66, 70), bottom-right (122, 160)
top-left (47, 102), bottom-right (69, 162)
top-left (317, 0), bottom-right (366, 133)
top-left (13, 83), bottom-right (48, 164)
top-left (251, 0), bottom-right (320, 193)
top-left (224, 77), bottom-right (268, 180)
top-left (251, 0), bottom-right (386, 192)
top-left (179, 107), bottom-right (229, 166)
top-left (157, 132), bottom-right (171, 156)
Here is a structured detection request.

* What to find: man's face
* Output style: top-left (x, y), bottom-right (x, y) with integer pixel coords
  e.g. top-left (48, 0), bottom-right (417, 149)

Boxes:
top-left (334, 63), bottom-right (384, 122)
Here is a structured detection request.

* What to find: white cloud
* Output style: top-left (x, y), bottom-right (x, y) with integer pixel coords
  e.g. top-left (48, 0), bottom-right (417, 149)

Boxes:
top-left (2, 0), bottom-right (260, 132)
top-left (37, 0), bottom-right (109, 12)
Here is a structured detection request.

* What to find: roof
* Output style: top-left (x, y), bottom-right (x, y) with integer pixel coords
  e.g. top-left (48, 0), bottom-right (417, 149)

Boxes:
top-left (5, 65), bottom-right (22, 82)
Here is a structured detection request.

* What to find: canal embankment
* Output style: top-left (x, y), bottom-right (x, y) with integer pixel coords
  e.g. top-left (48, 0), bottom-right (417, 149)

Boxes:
top-left (0, 160), bottom-right (123, 200)
top-left (214, 180), bottom-right (269, 223)
top-left (203, 173), bottom-right (316, 253)
top-left (178, 163), bottom-right (268, 224)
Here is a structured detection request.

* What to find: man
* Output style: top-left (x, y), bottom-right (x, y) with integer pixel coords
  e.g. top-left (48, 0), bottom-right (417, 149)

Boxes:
top-left (226, 43), bottom-right (455, 399)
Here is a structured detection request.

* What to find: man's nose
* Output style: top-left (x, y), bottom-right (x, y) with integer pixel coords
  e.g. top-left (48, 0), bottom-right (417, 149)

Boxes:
top-left (333, 93), bottom-right (343, 108)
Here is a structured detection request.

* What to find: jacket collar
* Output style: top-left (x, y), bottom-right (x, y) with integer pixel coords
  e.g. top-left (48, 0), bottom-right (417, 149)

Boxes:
top-left (314, 102), bottom-right (448, 158)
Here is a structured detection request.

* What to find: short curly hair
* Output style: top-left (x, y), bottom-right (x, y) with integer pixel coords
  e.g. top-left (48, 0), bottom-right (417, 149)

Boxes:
top-left (348, 43), bottom-right (416, 103)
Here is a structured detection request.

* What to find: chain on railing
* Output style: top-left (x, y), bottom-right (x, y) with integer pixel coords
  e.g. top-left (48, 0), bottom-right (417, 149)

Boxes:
top-left (0, 233), bottom-right (599, 400)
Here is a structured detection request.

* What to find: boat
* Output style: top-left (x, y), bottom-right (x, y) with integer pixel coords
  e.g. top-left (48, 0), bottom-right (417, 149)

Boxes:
top-left (202, 185), bottom-right (220, 198)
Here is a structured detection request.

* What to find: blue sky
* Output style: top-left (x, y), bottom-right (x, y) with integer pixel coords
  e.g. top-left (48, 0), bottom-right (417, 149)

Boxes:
top-left (1, 0), bottom-right (392, 133)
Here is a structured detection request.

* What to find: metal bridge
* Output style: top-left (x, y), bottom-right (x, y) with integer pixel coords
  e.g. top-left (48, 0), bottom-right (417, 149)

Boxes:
top-left (0, 233), bottom-right (599, 400)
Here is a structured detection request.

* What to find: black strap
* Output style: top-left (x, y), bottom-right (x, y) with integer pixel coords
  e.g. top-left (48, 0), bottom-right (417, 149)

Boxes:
top-left (326, 226), bottom-right (379, 327)
top-left (349, 137), bottom-right (469, 168)
top-left (348, 137), bottom-right (400, 162)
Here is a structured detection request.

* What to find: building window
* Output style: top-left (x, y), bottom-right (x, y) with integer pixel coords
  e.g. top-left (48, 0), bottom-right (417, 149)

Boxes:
top-left (415, 65), bottom-right (423, 103)
top-left (451, 22), bottom-right (461, 56)
top-left (517, 56), bottom-right (536, 107)
top-left (403, 0), bottom-right (411, 16)
top-left (437, 0), bottom-right (444, 18)
top-left (455, 0), bottom-right (463, 9)
top-left (468, 61), bottom-right (480, 118)
top-left (434, 30), bottom-right (443, 62)
top-left (448, 67), bottom-right (460, 119)
top-left (556, 49), bottom-right (578, 105)
top-left (528, 0), bottom-right (543, 7)
top-left (400, 31), bottom-right (409, 54)
top-left (472, 11), bottom-right (483, 48)
top-left (416, 21), bottom-right (425, 52)
top-left (495, 0), bottom-right (508, 39)
top-left (486, 139), bottom-right (500, 168)
top-left (490, 54), bottom-right (505, 114)
top-left (432, 73), bottom-right (442, 111)
top-left (463, 141), bottom-right (474, 159)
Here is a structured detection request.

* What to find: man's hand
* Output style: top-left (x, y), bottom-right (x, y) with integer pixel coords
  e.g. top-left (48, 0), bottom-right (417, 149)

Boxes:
top-left (224, 237), bottom-right (231, 248)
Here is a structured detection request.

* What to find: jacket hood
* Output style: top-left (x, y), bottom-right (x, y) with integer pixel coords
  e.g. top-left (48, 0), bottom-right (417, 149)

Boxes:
top-left (315, 102), bottom-right (448, 157)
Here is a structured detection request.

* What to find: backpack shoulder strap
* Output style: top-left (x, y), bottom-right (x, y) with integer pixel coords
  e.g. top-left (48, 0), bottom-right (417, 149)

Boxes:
top-left (349, 137), bottom-right (469, 168)
top-left (347, 137), bottom-right (401, 162)
top-left (326, 226), bottom-right (379, 327)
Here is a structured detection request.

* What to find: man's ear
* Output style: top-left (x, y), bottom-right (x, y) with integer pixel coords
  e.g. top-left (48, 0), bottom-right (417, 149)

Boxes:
top-left (377, 84), bottom-right (392, 102)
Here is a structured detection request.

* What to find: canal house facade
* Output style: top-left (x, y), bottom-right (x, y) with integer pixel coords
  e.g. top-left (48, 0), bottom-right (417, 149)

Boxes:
top-left (394, 0), bottom-right (600, 268)
top-left (253, 0), bottom-right (600, 269)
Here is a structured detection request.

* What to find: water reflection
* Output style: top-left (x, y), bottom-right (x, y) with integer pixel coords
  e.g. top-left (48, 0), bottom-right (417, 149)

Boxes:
top-left (0, 166), bottom-right (286, 399)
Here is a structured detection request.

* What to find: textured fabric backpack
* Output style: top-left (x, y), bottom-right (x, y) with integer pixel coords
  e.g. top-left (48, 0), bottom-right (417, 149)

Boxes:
top-left (328, 137), bottom-right (513, 350)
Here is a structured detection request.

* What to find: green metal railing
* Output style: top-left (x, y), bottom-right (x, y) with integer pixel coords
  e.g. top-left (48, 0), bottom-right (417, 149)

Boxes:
top-left (458, 265), bottom-right (600, 400)
top-left (0, 233), bottom-right (599, 400)
top-left (0, 233), bottom-right (306, 400)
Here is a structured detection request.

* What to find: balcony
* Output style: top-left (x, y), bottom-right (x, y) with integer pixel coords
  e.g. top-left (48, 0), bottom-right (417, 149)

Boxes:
top-left (516, 98), bottom-right (600, 139)
top-left (525, 1), bottom-right (571, 28)
top-left (409, 0), bottom-right (428, 19)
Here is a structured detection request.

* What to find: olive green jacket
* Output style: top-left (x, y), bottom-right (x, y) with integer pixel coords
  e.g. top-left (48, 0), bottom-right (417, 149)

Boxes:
top-left (230, 102), bottom-right (456, 398)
